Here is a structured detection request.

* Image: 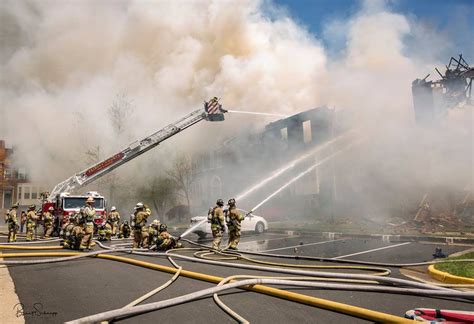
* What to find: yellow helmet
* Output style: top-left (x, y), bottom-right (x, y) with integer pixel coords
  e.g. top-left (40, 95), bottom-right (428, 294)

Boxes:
top-left (152, 219), bottom-right (160, 226)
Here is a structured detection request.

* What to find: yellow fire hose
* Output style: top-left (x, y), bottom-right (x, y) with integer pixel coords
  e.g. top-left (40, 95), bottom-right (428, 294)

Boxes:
top-left (0, 250), bottom-right (412, 323)
top-left (0, 245), bottom-right (64, 250)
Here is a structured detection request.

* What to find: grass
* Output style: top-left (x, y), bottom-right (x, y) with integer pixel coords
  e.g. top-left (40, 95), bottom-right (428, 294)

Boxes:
top-left (434, 252), bottom-right (474, 279)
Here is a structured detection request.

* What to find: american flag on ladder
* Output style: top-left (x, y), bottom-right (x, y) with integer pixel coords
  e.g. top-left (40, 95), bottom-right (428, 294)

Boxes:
top-left (205, 97), bottom-right (221, 114)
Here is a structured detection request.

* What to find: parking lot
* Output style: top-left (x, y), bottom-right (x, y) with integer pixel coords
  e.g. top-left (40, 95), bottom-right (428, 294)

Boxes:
top-left (1, 232), bottom-right (473, 323)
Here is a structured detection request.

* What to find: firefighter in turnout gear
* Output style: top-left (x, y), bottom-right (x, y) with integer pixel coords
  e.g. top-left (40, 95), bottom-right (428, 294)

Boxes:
top-left (119, 220), bottom-right (131, 238)
top-left (209, 199), bottom-right (226, 250)
top-left (108, 206), bottom-right (120, 237)
top-left (97, 220), bottom-right (109, 241)
top-left (80, 196), bottom-right (96, 250)
top-left (132, 202), bottom-right (149, 248)
top-left (26, 204), bottom-right (39, 241)
top-left (226, 198), bottom-right (244, 250)
top-left (148, 219), bottom-right (161, 247)
top-left (5, 202), bottom-right (19, 242)
top-left (63, 210), bottom-right (83, 249)
top-left (141, 204), bottom-right (152, 248)
top-left (42, 206), bottom-right (55, 238)
top-left (154, 224), bottom-right (182, 251)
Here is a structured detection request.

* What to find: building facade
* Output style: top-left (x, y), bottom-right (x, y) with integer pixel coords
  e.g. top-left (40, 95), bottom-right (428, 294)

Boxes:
top-left (1, 140), bottom-right (48, 212)
top-left (190, 106), bottom-right (344, 219)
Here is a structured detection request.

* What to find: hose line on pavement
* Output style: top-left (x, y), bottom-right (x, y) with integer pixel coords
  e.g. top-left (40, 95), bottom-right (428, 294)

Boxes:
top-left (4, 249), bottom-right (474, 323)
top-left (193, 249), bottom-right (391, 276)
top-left (181, 238), bottom-right (474, 268)
top-left (65, 276), bottom-right (474, 324)
top-left (0, 246), bottom-right (458, 291)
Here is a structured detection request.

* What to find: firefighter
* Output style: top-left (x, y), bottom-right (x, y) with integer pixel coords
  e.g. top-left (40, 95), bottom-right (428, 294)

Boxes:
top-left (70, 210), bottom-right (84, 250)
top-left (155, 224), bottom-right (182, 251)
top-left (26, 204), bottom-right (39, 241)
top-left (105, 219), bottom-right (113, 241)
top-left (20, 211), bottom-right (27, 233)
top-left (63, 210), bottom-right (80, 249)
top-left (42, 206), bottom-right (55, 238)
top-left (97, 220), bottom-right (108, 241)
top-left (132, 202), bottom-right (148, 248)
top-left (108, 206), bottom-right (120, 237)
top-left (209, 199), bottom-right (226, 250)
top-left (141, 204), bottom-right (151, 248)
top-left (79, 196), bottom-right (96, 251)
top-left (5, 202), bottom-right (19, 242)
top-left (119, 220), bottom-right (131, 238)
top-left (226, 198), bottom-right (244, 250)
top-left (148, 219), bottom-right (161, 247)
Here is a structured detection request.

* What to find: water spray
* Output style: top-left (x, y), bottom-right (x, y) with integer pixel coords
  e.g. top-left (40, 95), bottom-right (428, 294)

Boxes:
top-left (246, 137), bottom-right (366, 216)
top-left (181, 131), bottom-right (362, 239)
top-left (226, 109), bottom-right (288, 118)
top-left (235, 129), bottom-right (360, 202)
top-left (178, 219), bottom-right (208, 239)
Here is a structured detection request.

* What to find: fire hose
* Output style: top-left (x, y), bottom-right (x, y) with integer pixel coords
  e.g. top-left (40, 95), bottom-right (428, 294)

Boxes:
top-left (2, 243), bottom-right (474, 323)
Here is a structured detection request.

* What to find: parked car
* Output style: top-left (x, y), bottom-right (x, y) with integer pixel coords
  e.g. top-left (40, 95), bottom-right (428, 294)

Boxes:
top-left (189, 211), bottom-right (268, 239)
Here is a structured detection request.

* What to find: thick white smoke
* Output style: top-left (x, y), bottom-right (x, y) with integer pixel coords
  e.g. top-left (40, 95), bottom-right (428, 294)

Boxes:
top-left (0, 0), bottom-right (470, 215)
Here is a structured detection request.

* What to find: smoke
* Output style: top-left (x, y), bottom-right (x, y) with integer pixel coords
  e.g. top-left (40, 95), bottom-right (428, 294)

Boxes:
top-left (0, 0), bottom-right (471, 220)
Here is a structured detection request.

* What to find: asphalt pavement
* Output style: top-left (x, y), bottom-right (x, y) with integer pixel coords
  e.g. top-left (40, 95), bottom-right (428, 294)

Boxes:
top-left (1, 231), bottom-right (473, 323)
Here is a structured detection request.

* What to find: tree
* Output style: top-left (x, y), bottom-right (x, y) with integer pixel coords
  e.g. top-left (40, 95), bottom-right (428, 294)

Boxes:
top-left (108, 93), bottom-right (133, 136)
top-left (137, 176), bottom-right (178, 219)
top-left (167, 154), bottom-right (194, 208)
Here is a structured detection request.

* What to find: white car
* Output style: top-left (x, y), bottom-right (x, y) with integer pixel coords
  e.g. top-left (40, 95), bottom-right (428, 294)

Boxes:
top-left (189, 211), bottom-right (268, 239)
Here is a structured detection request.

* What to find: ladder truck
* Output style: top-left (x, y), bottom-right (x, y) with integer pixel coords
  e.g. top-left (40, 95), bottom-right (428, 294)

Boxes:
top-left (41, 98), bottom-right (227, 229)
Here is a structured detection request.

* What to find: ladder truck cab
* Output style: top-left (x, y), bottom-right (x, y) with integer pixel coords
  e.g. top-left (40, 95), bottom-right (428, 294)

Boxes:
top-left (41, 98), bottom-right (227, 234)
top-left (42, 191), bottom-right (106, 227)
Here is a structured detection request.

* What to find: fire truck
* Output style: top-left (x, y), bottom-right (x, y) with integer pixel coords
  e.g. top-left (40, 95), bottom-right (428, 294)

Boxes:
top-left (41, 98), bottom-right (227, 233)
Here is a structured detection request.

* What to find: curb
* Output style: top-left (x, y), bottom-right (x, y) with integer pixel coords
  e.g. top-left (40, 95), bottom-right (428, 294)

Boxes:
top-left (266, 229), bottom-right (474, 244)
top-left (427, 265), bottom-right (474, 284)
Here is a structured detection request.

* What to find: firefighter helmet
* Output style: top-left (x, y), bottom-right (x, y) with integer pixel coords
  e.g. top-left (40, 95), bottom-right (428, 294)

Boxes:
top-left (216, 199), bottom-right (224, 206)
top-left (86, 196), bottom-right (94, 203)
top-left (152, 219), bottom-right (160, 226)
top-left (135, 202), bottom-right (144, 210)
top-left (48, 206), bottom-right (54, 211)
top-left (111, 206), bottom-right (116, 211)
top-left (159, 224), bottom-right (168, 232)
top-left (12, 202), bottom-right (19, 208)
top-left (227, 198), bottom-right (236, 206)
top-left (29, 204), bottom-right (36, 209)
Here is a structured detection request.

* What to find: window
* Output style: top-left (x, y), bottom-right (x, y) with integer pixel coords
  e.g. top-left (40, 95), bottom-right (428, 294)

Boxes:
top-left (18, 168), bottom-right (27, 180)
top-left (280, 128), bottom-right (288, 141)
top-left (31, 187), bottom-right (38, 199)
top-left (18, 186), bottom-right (22, 200)
top-left (303, 120), bottom-right (312, 143)
top-left (24, 186), bottom-right (30, 199)
top-left (4, 168), bottom-right (12, 179)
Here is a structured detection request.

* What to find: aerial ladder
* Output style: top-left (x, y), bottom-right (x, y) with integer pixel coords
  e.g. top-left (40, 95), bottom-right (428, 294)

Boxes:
top-left (46, 98), bottom-right (227, 202)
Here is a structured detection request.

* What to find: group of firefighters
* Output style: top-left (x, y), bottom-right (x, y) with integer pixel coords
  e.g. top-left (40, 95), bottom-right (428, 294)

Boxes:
top-left (208, 198), bottom-right (245, 251)
top-left (5, 196), bottom-right (246, 252)
top-left (4, 197), bottom-right (182, 252)
top-left (4, 202), bottom-right (55, 242)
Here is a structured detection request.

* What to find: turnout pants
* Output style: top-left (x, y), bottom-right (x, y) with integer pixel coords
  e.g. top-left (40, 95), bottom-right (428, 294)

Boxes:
top-left (80, 224), bottom-right (94, 249)
top-left (227, 227), bottom-right (241, 249)
top-left (211, 228), bottom-right (223, 250)
top-left (133, 229), bottom-right (142, 248)
top-left (26, 223), bottom-right (36, 241)
top-left (8, 223), bottom-right (17, 242)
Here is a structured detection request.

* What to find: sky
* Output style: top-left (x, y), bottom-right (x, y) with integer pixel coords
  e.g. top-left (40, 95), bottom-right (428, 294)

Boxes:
top-left (273, 0), bottom-right (474, 62)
